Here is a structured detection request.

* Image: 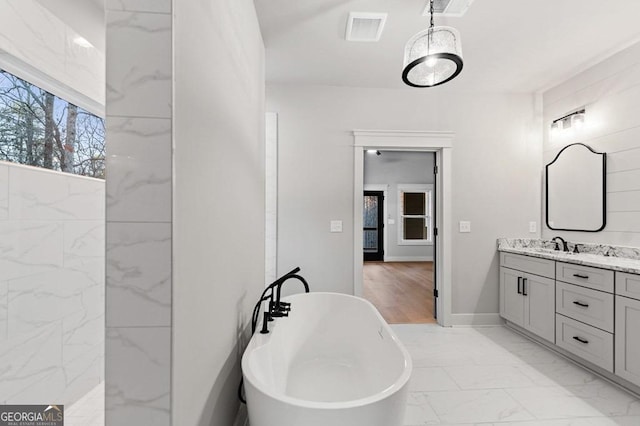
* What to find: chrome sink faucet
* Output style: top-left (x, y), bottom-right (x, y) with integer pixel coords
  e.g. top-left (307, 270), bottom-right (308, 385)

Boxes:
top-left (551, 236), bottom-right (569, 252)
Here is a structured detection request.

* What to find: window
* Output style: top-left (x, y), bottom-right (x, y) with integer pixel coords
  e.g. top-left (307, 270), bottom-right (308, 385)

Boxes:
top-left (398, 184), bottom-right (433, 245)
top-left (0, 69), bottom-right (105, 179)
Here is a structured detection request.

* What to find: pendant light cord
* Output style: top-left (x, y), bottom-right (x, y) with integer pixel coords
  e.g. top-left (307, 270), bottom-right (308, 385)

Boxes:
top-left (429, 0), bottom-right (435, 29)
top-left (427, 0), bottom-right (435, 55)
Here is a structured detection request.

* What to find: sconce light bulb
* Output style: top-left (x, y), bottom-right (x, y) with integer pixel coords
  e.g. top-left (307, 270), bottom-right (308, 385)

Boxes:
top-left (550, 121), bottom-right (560, 138)
top-left (572, 113), bottom-right (585, 130)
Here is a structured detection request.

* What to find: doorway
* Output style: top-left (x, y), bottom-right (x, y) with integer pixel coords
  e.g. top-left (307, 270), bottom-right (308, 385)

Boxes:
top-left (362, 151), bottom-right (436, 323)
top-left (353, 130), bottom-right (453, 326)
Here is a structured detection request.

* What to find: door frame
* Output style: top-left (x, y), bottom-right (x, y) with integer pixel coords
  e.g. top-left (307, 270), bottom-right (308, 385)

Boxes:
top-left (353, 130), bottom-right (453, 327)
top-left (363, 184), bottom-right (388, 261)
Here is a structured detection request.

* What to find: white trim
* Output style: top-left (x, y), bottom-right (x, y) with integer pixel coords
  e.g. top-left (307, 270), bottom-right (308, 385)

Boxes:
top-left (0, 159), bottom-right (104, 183)
top-left (353, 130), bottom-right (455, 145)
top-left (353, 130), bottom-right (453, 327)
top-left (450, 313), bottom-right (505, 327)
top-left (0, 51), bottom-right (105, 117)
top-left (265, 112), bottom-right (278, 285)
top-left (363, 184), bottom-right (388, 261)
top-left (385, 256), bottom-right (433, 262)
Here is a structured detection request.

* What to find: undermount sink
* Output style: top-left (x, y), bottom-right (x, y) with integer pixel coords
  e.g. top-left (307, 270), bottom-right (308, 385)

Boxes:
top-left (527, 247), bottom-right (572, 255)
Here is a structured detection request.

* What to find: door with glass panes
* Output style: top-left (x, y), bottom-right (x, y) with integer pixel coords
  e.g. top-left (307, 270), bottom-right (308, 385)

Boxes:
top-left (363, 191), bottom-right (384, 261)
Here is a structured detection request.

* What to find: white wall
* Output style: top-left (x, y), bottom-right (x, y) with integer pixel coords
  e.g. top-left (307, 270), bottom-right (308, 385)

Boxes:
top-left (268, 85), bottom-right (541, 315)
top-left (0, 162), bottom-right (104, 405)
top-left (364, 151), bottom-right (435, 260)
top-left (542, 41), bottom-right (640, 247)
top-left (0, 0), bottom-right (105, 115)
top-left (172, 0), bottom-right (265, 425)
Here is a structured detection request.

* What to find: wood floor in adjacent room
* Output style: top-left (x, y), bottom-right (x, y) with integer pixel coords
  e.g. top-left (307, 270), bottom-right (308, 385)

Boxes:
top-left (363, 261), bottom-right (435, 324)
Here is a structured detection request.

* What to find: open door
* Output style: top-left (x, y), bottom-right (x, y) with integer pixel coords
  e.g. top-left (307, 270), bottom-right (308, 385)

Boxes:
top-left (363, 191), bottom-right (384, 261)
top-left (432, 164), bottom-right (438, 319)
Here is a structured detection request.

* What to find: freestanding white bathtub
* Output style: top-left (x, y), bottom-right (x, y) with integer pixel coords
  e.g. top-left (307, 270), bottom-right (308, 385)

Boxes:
top-left (241, 292), bottom-right (412, 426)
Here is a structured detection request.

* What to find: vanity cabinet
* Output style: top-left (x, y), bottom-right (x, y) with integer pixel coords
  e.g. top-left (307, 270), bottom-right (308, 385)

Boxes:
top-left (500, 253), bottom-right (555, 342)
top-left (615, 272), bottom-right (640, 387)
top-left (499, 244), bottom-right (640, 394)
top-left (554, 262), bottom-right (615, 372)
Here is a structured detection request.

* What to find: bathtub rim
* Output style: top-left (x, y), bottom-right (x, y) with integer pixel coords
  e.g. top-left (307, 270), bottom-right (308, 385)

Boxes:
top-left (241, 291), bottom-right (413, 410)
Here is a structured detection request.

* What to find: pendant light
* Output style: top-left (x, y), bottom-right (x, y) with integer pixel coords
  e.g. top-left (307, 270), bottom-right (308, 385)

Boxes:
top-left (402, 0), bottom-right (463, 87)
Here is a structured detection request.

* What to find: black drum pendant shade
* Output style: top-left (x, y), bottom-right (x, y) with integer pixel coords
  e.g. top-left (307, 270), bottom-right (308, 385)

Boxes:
top-left (402, 0), bottom-right (463, 87)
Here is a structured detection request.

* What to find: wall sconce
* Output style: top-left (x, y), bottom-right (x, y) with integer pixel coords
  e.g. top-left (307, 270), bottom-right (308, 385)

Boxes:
top-left (550, 109), bottom-right (585, 138)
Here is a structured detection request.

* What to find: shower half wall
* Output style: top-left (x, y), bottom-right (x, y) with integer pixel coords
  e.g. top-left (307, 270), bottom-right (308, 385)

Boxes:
top-left (0, 161), bottom-right (105, 405)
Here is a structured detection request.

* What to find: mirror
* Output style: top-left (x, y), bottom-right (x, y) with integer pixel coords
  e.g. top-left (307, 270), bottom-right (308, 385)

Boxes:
top-left (546, 143), bottom-right (606, 232)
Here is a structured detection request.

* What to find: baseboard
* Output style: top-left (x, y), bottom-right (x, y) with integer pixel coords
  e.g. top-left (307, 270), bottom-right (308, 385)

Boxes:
top-left (384, 256), bottom-right (433, 262)
top-left (450, 313), bottom-right (504, 326)
top-left (233, 404), bottom-right (248, 426)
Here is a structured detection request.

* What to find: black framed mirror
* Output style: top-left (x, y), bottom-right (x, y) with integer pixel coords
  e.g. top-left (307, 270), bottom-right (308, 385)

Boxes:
top-left (545, 143), bottom-right (606, 232)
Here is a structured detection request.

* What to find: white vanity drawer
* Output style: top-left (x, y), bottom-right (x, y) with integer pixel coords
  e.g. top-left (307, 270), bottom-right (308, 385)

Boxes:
top-left (500, 252), bottom-right (555, 279)
top-left (556, 262), bottom-right (614, 293)
top-left (556, 314), bottom-right (613, 373)
top-left (616, 272), bottom-right (640, 300)
top-left (556, 281), bottom-right (614, 332)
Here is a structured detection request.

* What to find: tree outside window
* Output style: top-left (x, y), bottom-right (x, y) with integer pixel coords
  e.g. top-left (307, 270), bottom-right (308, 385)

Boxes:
top-left (0, 69), bottom-right (105, 179)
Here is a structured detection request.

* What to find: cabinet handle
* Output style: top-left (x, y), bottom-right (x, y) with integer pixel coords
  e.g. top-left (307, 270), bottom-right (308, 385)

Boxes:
top-left (522, 278), bottom-right (528, 296)
top-left (517, 277), bottom-right (522, 294)
top-left (573, 301), bottom-right (589, 308)
top-left (573, 336), bottom-right (589, 344)
top-left (573, 273), bottom-right (589, 279)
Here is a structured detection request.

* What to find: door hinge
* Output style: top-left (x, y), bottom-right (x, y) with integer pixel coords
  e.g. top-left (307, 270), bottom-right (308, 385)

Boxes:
top-left (434, 165), bottom-right (438, 174)
top-left (434, 288), bottom-right (439, 298)
top-left (434, 227), bottom-right (438, 236)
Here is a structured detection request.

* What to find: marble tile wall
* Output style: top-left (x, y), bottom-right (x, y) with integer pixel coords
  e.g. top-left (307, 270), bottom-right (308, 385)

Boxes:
top-left (0, 163), bottom-right (105, 405)
top-left (105, 0), bottom-right (172, 424)
top-left (0, 0), bottom-right (105, 110)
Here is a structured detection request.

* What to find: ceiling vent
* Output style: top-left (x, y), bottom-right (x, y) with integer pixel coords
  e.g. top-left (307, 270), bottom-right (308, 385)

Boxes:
top-left (345, 12), bottom-right (388, 42)
top-left (423, 0), bottom-right (475, 17)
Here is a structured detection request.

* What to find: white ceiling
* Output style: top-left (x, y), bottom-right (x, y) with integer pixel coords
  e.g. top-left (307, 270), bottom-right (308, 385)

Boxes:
top-left (254, 0), bottom-right (640, 93)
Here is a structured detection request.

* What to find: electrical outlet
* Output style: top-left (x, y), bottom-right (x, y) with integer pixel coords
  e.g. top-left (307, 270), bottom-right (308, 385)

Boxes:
top-left (330, 220), bottom-right (343, 233)
top-left (459, 221), bottom-right (471, 233)
top-left (529, 221), bottom-right (537, 233)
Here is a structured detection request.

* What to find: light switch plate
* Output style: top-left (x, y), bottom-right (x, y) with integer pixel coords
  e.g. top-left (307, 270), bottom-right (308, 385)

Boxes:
top-left (330, 220), bottom-right (343, 233)
top-left (388, 218), bottom-right (395, 225)
top-left (529, 221), bottom-right (537, 233)
top-left (459, 221), bottom-right (471, 233)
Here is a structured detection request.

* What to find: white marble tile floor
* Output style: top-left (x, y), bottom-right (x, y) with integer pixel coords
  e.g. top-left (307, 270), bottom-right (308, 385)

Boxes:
top-left (65, 382), bottom-right (104, 426)
top-left (394, 324), bottom-right (640, 426)
top-left (73, 325), bottom-right (640, 426)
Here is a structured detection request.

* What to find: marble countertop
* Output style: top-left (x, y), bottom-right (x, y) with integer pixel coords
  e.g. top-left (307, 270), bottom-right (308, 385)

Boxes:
top-left (497, 239), bottom-right (640, 275)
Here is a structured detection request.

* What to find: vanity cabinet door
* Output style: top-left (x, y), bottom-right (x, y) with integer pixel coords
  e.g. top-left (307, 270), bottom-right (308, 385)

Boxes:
top-left (615, 295), bottom-right (640, 387)
top-left (500, 267), bottom-right (524, 326)
top-left (523, 273), bottom-right (555, 343)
